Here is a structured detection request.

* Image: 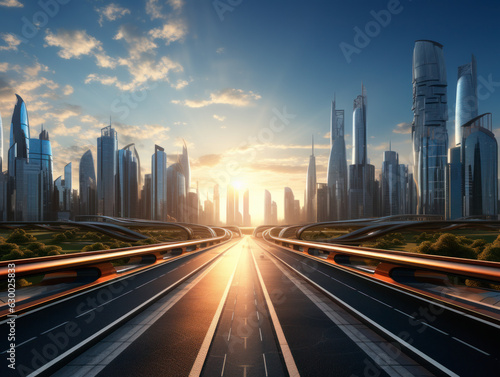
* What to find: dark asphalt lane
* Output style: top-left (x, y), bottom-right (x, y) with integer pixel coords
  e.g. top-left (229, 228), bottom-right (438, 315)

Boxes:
top-left (256, 238), bottom-right (500, 376)
top-left (201, 239), bottom-right (285, 377)
top-left (0, 240), bottom-right (237, 377)
top-left (95, 239), bottom-right (244, 377)
top-left (250, 238), bottom-right (394, 377)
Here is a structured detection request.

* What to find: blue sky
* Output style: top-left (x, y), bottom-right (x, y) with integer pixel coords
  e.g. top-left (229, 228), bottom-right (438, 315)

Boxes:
top-left (1, 0), bottom-right (500, 223)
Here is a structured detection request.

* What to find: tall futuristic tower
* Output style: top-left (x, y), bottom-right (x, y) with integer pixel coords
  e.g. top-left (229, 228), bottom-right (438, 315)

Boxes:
top-left (381, 148), bottom-right (399, 216)
top-left (9, 94), bottom-right (30, 162)
top-left (29, 127), bottom-right (54, 220)
top-left (117, 144), bottom-right (140, 218)
top-left (180, 139), bottom-right (191, 195)
top-left (326, 99), bottom-right (348, 220)
top-left (462, 113), bottom-right (497, 217)
top-left (455, 55), bottom-right (478, 146)
top-left (79, 149), bottom-right (96, 216)
top-left (348, 85), bottom-right (375, 219)
top-left (97, 124), bottom-right (118, 216)
top-left (152, 144), bottom-right (167, 221)
top-left (8, 94), bottom-right (33, 220)
top-left (412, 40), bottom-right (448, 215)
top-left (264, 189), bottom-right (272, 224)
top-left (352, 85), bottom-right (367, 165)
top-left (167, 161), bottom-right (186, 222)
top-left (284, 187), bottom-right (295, 224)
top-left (305, 136), bottom-right (317, 222)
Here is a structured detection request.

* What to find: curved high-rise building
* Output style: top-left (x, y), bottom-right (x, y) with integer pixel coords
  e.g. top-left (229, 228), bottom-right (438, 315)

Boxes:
top-left (455, 55), bottom-right (478, 146)
top-left (352, 84), bottom-right (367, 165)
top-left (305, 136), bottom-right (316, 222)
top-left (79, 149), bottom-right (96, 216)
top-left (326, 99), bottom-right (348, 220)
top-left (9, 94), bottom-right (30, 161)
top-left (462, 113), bottom-right (497, 217)
top-left (412, 40), bottom-right (448, 215)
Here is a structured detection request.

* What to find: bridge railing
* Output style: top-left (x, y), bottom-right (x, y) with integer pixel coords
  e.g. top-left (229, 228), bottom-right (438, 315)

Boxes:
top-left (264, 230), bottom-right (500, 283)
top-left (263, 229), bottom-right (500, 321)
top-left (0, 229), bottom-right (232, 317)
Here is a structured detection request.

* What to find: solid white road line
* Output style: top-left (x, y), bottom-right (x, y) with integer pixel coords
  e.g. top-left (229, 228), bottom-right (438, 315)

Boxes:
top-left (189, 247), bottom-right (241, 377)
top-left (263, 245), bottom-right (460, 377)
top-left (250, 243), bottom-right (300, 377)
top-left (29, 244), bottom-right (234, 377)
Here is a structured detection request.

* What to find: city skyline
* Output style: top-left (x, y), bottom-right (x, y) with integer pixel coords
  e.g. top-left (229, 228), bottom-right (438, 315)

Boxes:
top-left (1, 1), bottom-right (500, 223)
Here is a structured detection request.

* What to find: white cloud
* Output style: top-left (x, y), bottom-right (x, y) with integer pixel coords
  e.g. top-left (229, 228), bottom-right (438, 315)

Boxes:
top-left (168, 0), bottom-right (184, 10)
top-left (114, 24), bottom-right (157, 59)
top-left (213, 114), bottom-right (226, 121)
top-left (24, 62), bottom-right (49, 77)
top-left (146, 0), bottom-right (165, 20)
top-left (175, 88), bottom-right (262, 108)
top-left (45, 29), bottom-right (101, 59)
top-left (51, 123), bottom-right (82, 136)
top-left (85, 73), bottom-right (119, 86)
top-left (63, 85), bottom-right (73, 96)
top-left (80, 114), bottom-right (98, 124)
top-left (171, 79), bottom-right (188, 90)
top-left (0, 0), bottom-right (23, 7)
top-left (0, 62), bottom-right (20, 72)
top-left (45, 104), bottom-right (81, 123)
top-left (96, 3), bottom-right (130, 26)
top-left (216, 47), bottom-right (225, 54)
top-left (149, 20), bottom-right (186, 44)
top-left (0, 33), bottom-right (22, 51)
top-left (393, 122), bottom-right (412, 134)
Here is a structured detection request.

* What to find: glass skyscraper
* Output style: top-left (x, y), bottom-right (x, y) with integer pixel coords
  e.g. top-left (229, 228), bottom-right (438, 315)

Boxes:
top-left (462, 113), bottom-right (497, 217)
top-left (381, 149), bottom-right (399, 216)
top-left (9, 94), bottom-right (30, 161)
top-left (180, 140), bottom-right (191, 196)
top-left (117, 144), bottom-right (140, 218)
top-left (226, 184), bottom-right (235, 225)
top-left (305, 137), bottom-right (316, 222)
top-left (97, 124), bottom-right (118, 216)
top-left (167, 162), bottom-right (186, 222)
top-left (284, 187), bottom-right (295, 224)
top-left (455, 55), bottom-right (478, 146)
top-left (412, 40), bottom-right (448, 215)
top-left (326, 99), bottom-right (348, 220)
top-left (348, 85), bottom-right (375, 219)
top-left (152, 145), bottom-right (167, 221)
top-left (213, 184), bottom-right (220, 225)
top-left (8, 94), bottom-right (32, 220)
top-left (352, 84), bottom-right (367, 165)
top-left (445, 146), bottom-right (463, 219)
top-left (79, 149), bottom-right (97, 216)
top-left (264, 189), bottom-right (272, 225)
top-left (29, 128), bottom-right (54, 220)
